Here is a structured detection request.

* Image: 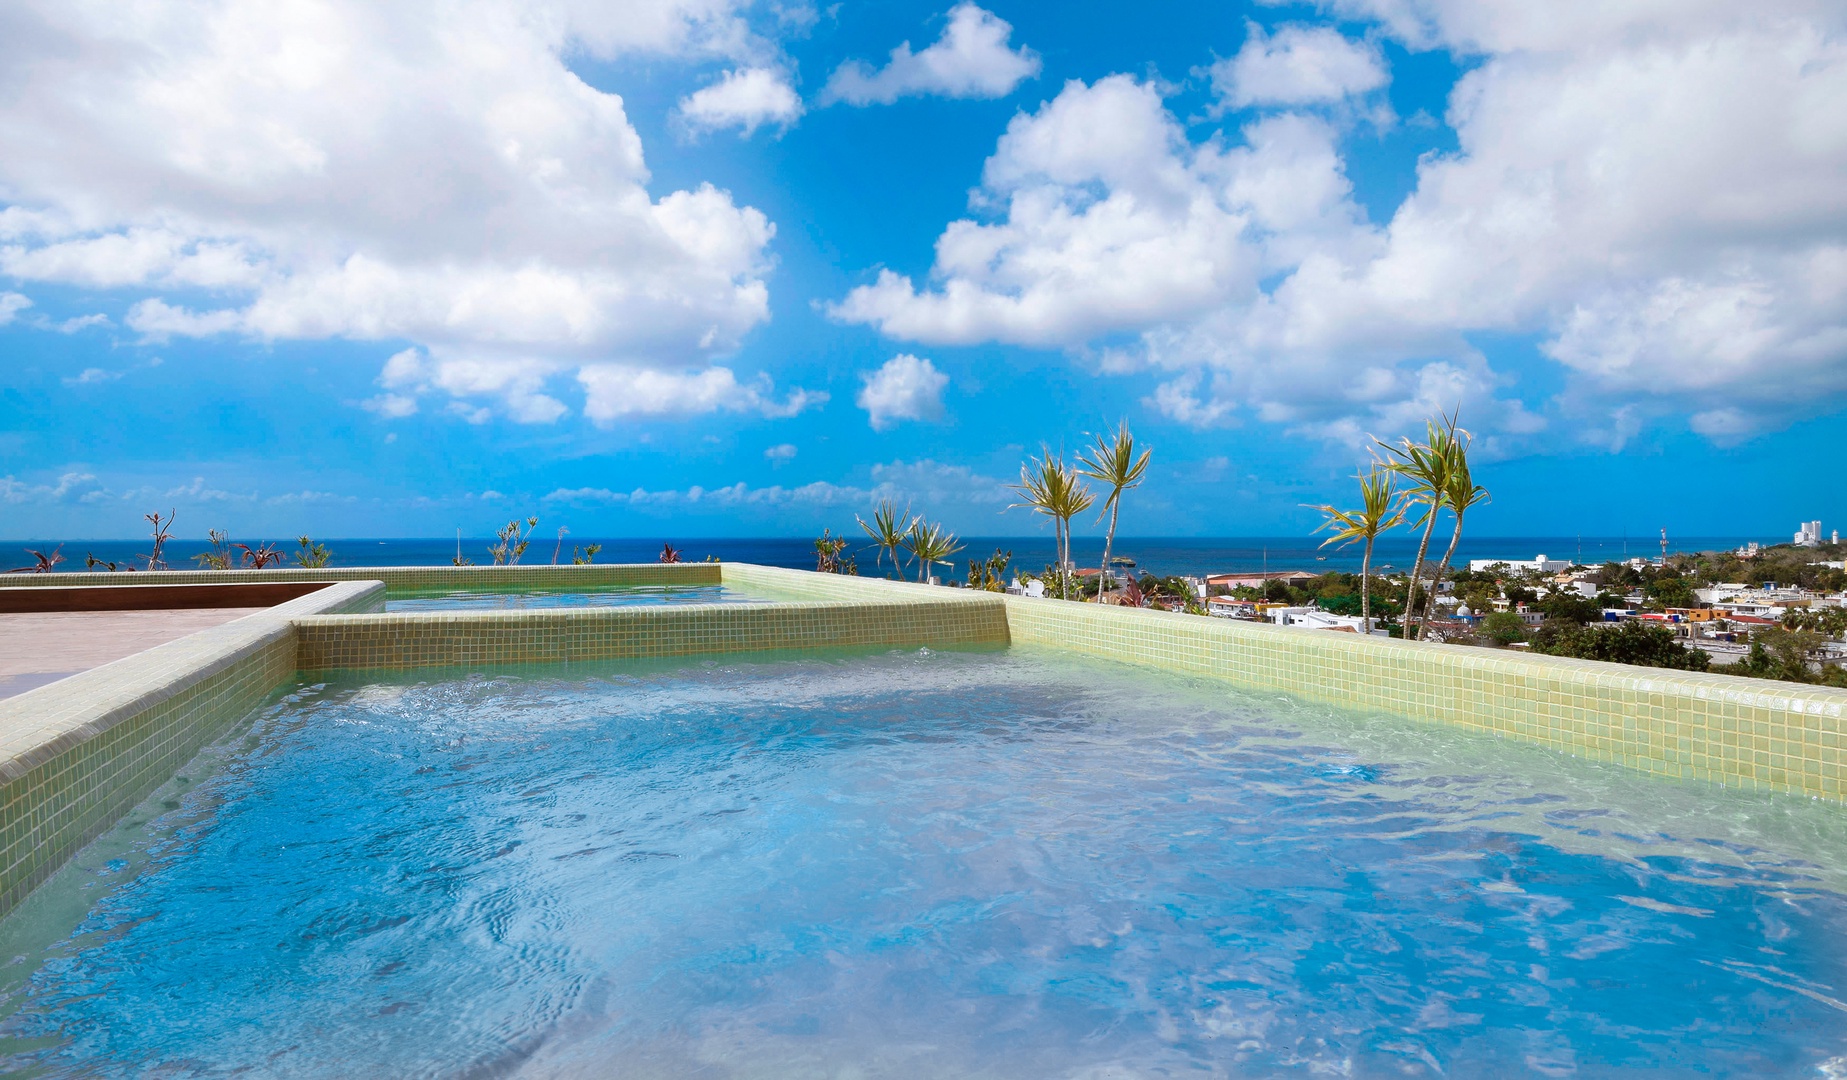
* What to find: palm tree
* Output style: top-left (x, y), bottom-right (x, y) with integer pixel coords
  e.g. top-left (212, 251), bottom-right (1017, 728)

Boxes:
top-left (1418, 432), bottom-right (1491, 631)
top-left (856, 500), bottom-right (917, 580)
top-left (1077, 420), bottom-right (1151, 596)
top-left (1010, 449), bottom-right (1093, 599)
top-left (1376, 413), bottom-right (1461, 640)
top-left (902, 519), bottom-right (964, 583)
top-left (1305, 468), bottom-right (1405, 634)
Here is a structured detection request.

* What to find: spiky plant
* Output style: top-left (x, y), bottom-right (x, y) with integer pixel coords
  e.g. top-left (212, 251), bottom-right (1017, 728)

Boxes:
top-left (1010, 449), bottom-right (1094, 599)
top-left (1078, 420), bottom-right (1151, 595)
top-left (1375, 415), bottom-right (1461, 639)
top-left (1418, 432), bottom-right (1491, 630)
top-left (1305, 467), bottom-right (1405, 633)
top-left (856, 500), bottom-right (917, 580)
top-left (902, 519), bottom-right (964, 584)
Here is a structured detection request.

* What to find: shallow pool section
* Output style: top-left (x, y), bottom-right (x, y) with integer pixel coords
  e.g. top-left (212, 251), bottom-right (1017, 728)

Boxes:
top-left (6, 649), bottom-right (1847, 1077)
top-left (383, 582), bottom-right (770, 611)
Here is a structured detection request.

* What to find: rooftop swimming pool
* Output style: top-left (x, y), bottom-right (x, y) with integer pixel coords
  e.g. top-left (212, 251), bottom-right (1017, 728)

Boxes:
top-left (4, 647), bottom-right (1846, 1076)
top-left (384, 582), bottom-right (772, 612)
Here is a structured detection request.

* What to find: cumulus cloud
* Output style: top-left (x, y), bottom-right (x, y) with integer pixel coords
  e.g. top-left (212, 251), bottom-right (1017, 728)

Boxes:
top-left (0, 471), bottom-right (109, 504)
top-left (543, 458), bottom-right (1010, 510)
top-left (764, 442), bottom-right (798, 462)
top-left (857, 354), bottom-right (949, 429)
top-left (577, 364), bottom-right (823, 423)
top-left (1211, 24), bottom-right (1388, 109)
top-left (821, 3), bottom-right (1040, 106)
top-left (0, 293), bottom-right (31, 326)
top-left (834, 2), bottom-right (1847, 446)
top-left (62, 367), bottom-right (121, 386)
top-left (677, 67), bottom-right (804, 135)
top-left (369, 348), bottom-right (568, 425)
top-left (0, 0), bottom-right (782, 423)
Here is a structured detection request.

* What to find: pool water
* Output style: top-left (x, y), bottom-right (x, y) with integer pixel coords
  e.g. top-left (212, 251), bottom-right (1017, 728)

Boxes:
top-left (4, 648), bottom-right (1847, 1077)
top-left (383, 583), bottom-right (769, 611)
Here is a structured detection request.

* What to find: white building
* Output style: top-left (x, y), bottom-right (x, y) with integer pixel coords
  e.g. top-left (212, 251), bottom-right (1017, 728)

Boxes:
top-left (1467, 554), bottom-right (1572, 574)
top-left (1796, 520), bottom-right (1823, 546)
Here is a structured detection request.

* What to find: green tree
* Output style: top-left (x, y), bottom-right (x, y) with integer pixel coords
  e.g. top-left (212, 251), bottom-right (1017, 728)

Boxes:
top-left (1375, 414), bottom-right (1462, 640)
top-left (1480, 611), bottom-right (1529, 645)
top-left (1645, 576), bottom-right (1696, 609)
top-left (1418, 425), bottom-right (1491, 630)
top-left (1009, 449), bottom-right (1094, 599)
top-left (1530, 620), bottom-right (1711, 671)
top-left (1736, 627), bottom-right (1837, 684)
top-left (1536, 592), bottom-right (1602, 625)
top-left (1306, 467), bottom-right (1406, 633)
top-left (1077, 420), bottom-right (1151, 593)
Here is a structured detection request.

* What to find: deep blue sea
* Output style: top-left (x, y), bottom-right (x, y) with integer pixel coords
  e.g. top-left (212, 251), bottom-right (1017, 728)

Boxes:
top-left (6, 535), bottom-right (1765, 579)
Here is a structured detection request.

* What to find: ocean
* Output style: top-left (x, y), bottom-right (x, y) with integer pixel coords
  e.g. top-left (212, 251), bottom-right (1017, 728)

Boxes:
top-left (6, 535), bottom-right (1765, 580)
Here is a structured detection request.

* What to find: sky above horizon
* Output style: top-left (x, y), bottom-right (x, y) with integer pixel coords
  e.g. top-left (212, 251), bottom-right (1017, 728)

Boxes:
top-left (1, 0), bottom-right (1843, 542)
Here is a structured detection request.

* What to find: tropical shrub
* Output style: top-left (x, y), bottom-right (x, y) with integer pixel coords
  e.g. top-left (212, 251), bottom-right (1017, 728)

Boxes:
top-left (1529, 620), bottom-right (1711, 671)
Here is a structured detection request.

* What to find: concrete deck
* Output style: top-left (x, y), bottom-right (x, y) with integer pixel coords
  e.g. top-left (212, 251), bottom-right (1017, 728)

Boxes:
top-left (0, 608), bottom-right (267, 699)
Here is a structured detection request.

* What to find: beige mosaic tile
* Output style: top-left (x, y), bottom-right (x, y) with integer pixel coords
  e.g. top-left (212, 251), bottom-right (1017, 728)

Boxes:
top-left (295, 597), bottom-right (1008, 671)
top-left (0, 581), bottom-right (383, 917)
top-left (998, 593), bottom-right (1847, 802)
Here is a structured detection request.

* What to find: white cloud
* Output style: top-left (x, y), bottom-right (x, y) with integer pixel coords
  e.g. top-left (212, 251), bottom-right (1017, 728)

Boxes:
top-left (578, 364), bottom-right (824, 423)
top-left (374, 347), bottom-right (567, 425)
top-left (857, 353), bottom-right (949, 430)
top-left (542, 458), bottom-right (1010, 510)
top-left (1211, 23), bottom-right (1388, 109)
top-left (165, 476), bottom-right (244, 502)
top-left (764, 442), bottom-right (798, 462)
top-left (0, 293), bottom-right (31, 326)
top-left (0, 471), bottom-right (111, 505)
top-left (677, 67), bottom-right (804, 135)
top-left (835, 2), bottom-right (1847, 445)
top-left (0, 0), bottom-right (779, 419)
top-left (55, 313), bottom-right (110, 333)
top-left (62, 367), bottom-right (121, 386)
top-left (821, 3), bottom-right (1040, 106)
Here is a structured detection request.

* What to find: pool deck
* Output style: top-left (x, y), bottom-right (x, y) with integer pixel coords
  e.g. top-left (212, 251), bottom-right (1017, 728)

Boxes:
top-left (0, 609), bottom-right (268, 700)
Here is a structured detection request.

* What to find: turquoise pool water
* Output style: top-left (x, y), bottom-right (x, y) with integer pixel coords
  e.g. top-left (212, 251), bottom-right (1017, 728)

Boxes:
top-left (4, 648), bottom-right (1847, 1076)
top-left (384, 582), bottom-right (769, 611)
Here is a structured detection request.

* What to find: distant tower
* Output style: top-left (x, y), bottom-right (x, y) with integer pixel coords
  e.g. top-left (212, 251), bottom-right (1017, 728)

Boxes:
top-left (1659, 527), bottom-right (1668, 563)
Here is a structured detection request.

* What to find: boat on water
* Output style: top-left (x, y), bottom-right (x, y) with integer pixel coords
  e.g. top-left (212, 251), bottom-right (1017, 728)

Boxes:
top-left (1108, 556), bottom-right (1137, 568)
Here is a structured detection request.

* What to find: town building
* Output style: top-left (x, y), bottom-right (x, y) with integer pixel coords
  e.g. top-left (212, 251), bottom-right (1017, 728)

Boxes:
top-left (1795, 520), bottom-right (1824, 546)
top-left (1467, 554), bottom-right (1572, 574)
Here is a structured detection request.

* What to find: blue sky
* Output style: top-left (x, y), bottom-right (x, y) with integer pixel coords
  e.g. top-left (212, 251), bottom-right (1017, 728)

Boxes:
top-left (1, 0), bottom-right (1843, 541)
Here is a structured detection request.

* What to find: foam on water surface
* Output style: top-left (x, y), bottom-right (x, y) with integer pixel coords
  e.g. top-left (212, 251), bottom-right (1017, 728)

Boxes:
top-left (3, 647), bottom-right (1847, 1077)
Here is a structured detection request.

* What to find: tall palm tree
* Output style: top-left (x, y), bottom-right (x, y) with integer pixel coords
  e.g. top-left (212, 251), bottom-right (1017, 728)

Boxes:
top-left (1418, 432), bottom-right (1491, 631)
top-left (1306, 468), bottom-right (1405, 634)
top-left (1011, 449), bottom-right (1093, 599)
top-left (902, 519), bottom-right (964, 583)
top-left (1376, 413), bottom-right (1461, 640)
top-left (1078, 420), bottom-right (1152, 596)
top-left (856, 500), bottom-right (916, 580)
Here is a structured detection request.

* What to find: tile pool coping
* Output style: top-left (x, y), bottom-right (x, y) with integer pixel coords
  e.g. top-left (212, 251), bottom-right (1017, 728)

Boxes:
top-left (1, 561), bottom-right (1844, 920)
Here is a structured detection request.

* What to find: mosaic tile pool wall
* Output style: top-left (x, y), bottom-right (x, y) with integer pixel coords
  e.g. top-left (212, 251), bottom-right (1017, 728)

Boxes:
top-left (1000, 593), bottom-right (1847, 802)
top-left (0, 582), bottom-right (384, 916)
top-left (295, 597), bottom-right (1009, 672)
